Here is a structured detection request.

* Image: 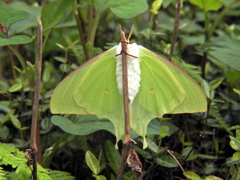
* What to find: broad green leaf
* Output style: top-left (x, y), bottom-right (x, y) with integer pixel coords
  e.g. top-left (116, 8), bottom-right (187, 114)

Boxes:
top-left (94, 0), bottom-right (148, 19)
top-left (9, 2), bottom-right (41, 34)
top-left (160, 121), bottom-right (179, 136)
top-left (230, 136), bottom-right (240, 151)
top-left (189, 0), bottom-right (223, 12)
top-left (233, 152), bottom-right (240, 160)
top-left (51, 115), bottom-right (115, 136)
top-left (41, 0), bottom-right (75, 31)
top-left (146, 138), bottom-right (159, 153)
top-left (156, 154), bottom-right (178, 168)
top-left (135, 146), bottom-right (152, 159)
top-left (105, 141), bottom-right (121, 174)
top-left (146, 119), bottom-right (162, 135)
top-left (0, 2), bottom-right (29, 31)
top-left (203, 35), bottom-right (240, 72)
top-left (0, 35), bottom-right (32, 47)
top-left (85, 151), bottom-right (100, 175)
top-left (183, 171), bottom-right (201, 180)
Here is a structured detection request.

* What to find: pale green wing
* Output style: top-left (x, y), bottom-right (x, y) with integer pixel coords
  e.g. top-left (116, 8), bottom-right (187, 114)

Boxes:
top-left (50, 47), bottom-right (124, 145)
top-left (130, 46), bottom-right (207, 148)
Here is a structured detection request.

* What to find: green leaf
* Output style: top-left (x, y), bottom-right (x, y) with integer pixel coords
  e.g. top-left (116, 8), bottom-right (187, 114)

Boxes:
top-left (85, 151), bottom-right (100, 175)
top-left (9, 2), bottom-right (41, 34)
top-left (0, 126), bottom-right (10, 140)
top-left (0, 2), bottom-right (29, 31)
top-left (94, 0), bottom-right (148, 19)
top-left (123, 171), bottom-right (135, 180)
top-left (95, 175), bottom-right (106, 180)
top-left (0, 35), bottom-right (32, 47)
top-left (205, 175), bottom-right (223, 180)
top-left (210, 78), bottom-right (224, 91)
top-left (189, 0), bottom-right (223, 12)
top-left (203, 35), bottom-right (240, 72)
top-left (105, 140), bottom-right (121, 174)
top-left (159, 126), bottom-right (169, 138)
top-left (146, 138), bottom-right (159, 153)
top-left (9, 81), bottom-right (23, 93)
top-left (233, 88), bottom-right (240, 95)
top-left (196, 154), bottom-right (218, 160)
top-left (156, 154), bottom-right (178, 168)
top-left (41, 0), bottom-right (75, 31)
top-left (51, 115), bottom-right (115, 136)
top-left (233, 152), bottom-right (240, 160)
top-left (183, 171), bottom-right (201, 180)
top-left (230, 136), bottom-right (240, 151)
top-left (8, 110), bottom-right (21, 129)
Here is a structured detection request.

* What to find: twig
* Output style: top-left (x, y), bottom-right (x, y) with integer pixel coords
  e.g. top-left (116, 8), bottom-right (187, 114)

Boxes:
top-left (116, 28), bottom-right (142, 180)
top-left (166, 150), bottom-right (185, 172)
top-left (168, 0), bottom-right (181, 60)
top-left (28, 16), bottom-right (43, 180)
top-left (116, 27), bottom-right (131, 180)
top-left (120, 29), bottom-right (131, 144)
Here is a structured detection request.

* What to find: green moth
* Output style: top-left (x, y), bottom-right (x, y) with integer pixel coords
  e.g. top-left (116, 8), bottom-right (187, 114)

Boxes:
top-left (50, 33), bottom-right (207, 149)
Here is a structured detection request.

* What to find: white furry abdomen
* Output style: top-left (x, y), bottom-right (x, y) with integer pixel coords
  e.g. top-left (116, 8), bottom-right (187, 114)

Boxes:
top-left (115, 43), bottom-right (141, 103)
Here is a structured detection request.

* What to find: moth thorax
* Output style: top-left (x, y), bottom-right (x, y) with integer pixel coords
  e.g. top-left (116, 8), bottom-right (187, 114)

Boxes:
top-left (116, 43), bottom-right (141, 103)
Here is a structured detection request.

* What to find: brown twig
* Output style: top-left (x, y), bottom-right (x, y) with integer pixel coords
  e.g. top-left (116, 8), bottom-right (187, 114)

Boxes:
top-left (168, 0), bottom-right (181, 60)
top-left (116, 28), bottom-right (131, 180)
top-left (27, 16), bottom-right (43, 180)
top-left (116, 28), bottom-right (142, 180)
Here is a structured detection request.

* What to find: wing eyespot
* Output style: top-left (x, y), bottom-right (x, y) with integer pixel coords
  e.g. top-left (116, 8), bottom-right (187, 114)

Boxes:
top-left (104, 89), bottom-right (110, 94)
top-left (149, 88), bottom-right (156, 94)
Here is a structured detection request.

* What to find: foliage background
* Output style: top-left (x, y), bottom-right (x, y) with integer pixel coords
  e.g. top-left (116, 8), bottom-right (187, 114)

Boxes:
top-left (0, 0), bottom-right (240, 179)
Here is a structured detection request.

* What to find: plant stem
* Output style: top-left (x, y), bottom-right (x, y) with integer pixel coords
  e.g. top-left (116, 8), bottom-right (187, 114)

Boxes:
top-left (89, 16), bottom-right (100, 45)
top-left (168, 0), bottom-right (181, 60)
top-left (116, 28), bottom-right (131, 180)
top-left (29, 17), bottom-right (43, 179)
top-left (7, 45), bottom-right (35, 101)
top-left (116, 28), bottom-right (142, 180)
top-left (74, 0), bottom-right (89, 61)
top-left (208, 0), bottom-right (240, 39)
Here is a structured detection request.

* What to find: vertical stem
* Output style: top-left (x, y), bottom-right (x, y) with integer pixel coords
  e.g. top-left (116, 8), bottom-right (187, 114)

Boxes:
top-left (74, 0), bottom-right (89, 61)
top-left (120, 31), bottom-right (131, 143)
top-left (168, 0), bottom-right (181, 60)
top-left (116, 28), bottom-right (131, 180)
top-left (29, 17), bottom-right (43, 179)
top-left (116, 28), bottom-right (142, 180)
top-left (7, 48), bottom-right (17, 80)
